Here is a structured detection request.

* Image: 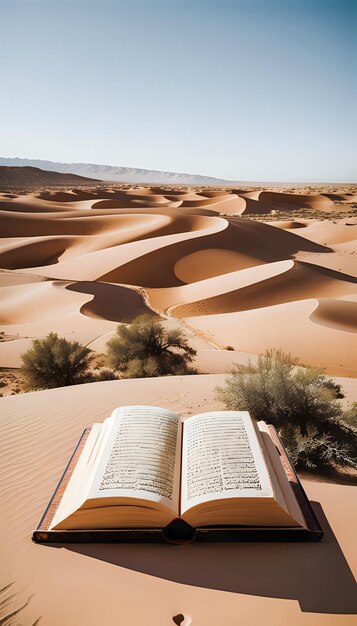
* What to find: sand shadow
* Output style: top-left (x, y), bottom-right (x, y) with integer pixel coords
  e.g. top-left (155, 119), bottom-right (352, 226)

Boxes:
top-left (57, 503), bottom-right (357, 614)
top-left (66, 281), bottom-right (159, 323)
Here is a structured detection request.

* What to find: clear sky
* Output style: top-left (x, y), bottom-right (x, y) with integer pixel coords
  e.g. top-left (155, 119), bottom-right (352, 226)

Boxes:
top-left (1, 0), bottom-right (356, 181)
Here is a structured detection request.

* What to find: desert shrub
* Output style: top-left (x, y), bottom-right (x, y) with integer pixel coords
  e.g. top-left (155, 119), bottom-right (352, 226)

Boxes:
top-left (106, 315), bottom-right (197, 378)
top-left (342, 402), bottom-right (357, 429)
top-left (93, 354), bottom-right (106, 369)
top-left (286, 425), bottom-right (356, 470)
top-left (224, 345), bottom-right (235, 351)
top-left (21, 332), bottom-right (94, 390)
top-left (92, 367), bottom-right (118, 381)
top-left (216, 349), bottom-right (357, 472)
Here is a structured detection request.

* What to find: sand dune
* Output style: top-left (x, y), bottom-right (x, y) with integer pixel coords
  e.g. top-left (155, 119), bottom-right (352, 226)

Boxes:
top-left (0, 279), bottom-right (154, 326)
top-left (97, 219), bottom-right (330, 288)
top-left (0, 280), bottom-right (86, 324)
top-left (67, 281), bottom-right (156, 323)
top-left (183, 299), bottom-right (357, 377)
top-left (239, 191), bottom-right (336, 215)
top-left (171, 261), bottom-right (357, 318)
top-left (180, 193), bottom-right (246, 215)
top-left (310, 298), bottom-right (357, 333)
top-left (281, 220), bottom-right (357, 245)
top-left (0, 185), bottom-right (356, 377)
top-left (270, 220), bottom-right (309, 230)
top-left (147, 261), bottom-right (295, 313)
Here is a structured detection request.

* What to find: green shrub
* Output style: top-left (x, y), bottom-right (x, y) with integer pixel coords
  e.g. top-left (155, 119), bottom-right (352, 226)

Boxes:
top-left (216, 349), bottom-right (357, 472)
top-left (106, 315), bottom-right (197, 378)
top-left (21, 332), bottom-right (94, 390)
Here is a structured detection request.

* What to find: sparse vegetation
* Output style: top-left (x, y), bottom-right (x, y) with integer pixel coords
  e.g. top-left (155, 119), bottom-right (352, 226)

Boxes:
top-left (106, 315), bottom-right (197, 378)
top-left (21, 332), bottom-right (94, 390)
top-left (92, 367), bottom-right (118, 381)
top-left (342, 402), bottom-right (357, 429)
top-left (216, 349), bottom-right (357, 472)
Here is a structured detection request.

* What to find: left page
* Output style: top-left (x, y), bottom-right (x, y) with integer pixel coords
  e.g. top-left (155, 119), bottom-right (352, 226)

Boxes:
top-left (88, 406), bottom-right (182, 514)
top-left (51, 405), bottom-right (182, 529)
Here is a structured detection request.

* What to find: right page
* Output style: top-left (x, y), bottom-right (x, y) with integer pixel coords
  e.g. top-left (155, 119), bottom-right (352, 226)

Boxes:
top-left (180, 411), bottom-right (303, 527)
top-left (181, 411), bottom-right (272, 511)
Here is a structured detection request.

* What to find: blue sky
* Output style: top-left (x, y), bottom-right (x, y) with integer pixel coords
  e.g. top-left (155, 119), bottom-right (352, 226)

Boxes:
top-left (1, 0), bottom-right (356, 181)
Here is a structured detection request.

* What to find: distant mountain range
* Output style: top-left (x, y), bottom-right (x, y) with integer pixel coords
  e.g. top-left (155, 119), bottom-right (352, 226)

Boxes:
top-left (0, 157), bottom-right (232, 185)
top-left (0, 166), bottom-right (101, 187)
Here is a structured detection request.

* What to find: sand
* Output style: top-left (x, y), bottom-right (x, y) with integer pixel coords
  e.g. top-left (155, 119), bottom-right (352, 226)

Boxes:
top-left (1, 374), bottom-right (357, 626)
top-left (0, 185), bottom-right (356, 374)
top-left (0, 185), bottom-right (357, 625)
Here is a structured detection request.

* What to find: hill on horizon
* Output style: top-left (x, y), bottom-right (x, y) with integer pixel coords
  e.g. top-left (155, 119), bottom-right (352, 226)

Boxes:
top-left (0, 165), bottom-right (101, 188)
top-left (0, 157), bottom-right (233, 185)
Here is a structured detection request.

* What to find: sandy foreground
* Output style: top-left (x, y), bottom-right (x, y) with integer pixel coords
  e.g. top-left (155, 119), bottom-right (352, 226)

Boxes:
top-left (0, 374), bottom-right (356, 626)
top-left (0, 185), bottom-right (357, 625)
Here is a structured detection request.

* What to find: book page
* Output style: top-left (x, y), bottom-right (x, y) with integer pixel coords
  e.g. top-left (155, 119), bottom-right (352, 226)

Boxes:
top-left (181, 411), bottom-right (273, 513)
top-left (89, 406), bottom-right (181, 513)
top-left (50, 413), bottom-right (118, 529)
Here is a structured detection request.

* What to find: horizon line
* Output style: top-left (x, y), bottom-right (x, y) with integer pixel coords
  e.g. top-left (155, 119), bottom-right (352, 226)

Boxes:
top-left (1, 156), bottom-right (356, 185)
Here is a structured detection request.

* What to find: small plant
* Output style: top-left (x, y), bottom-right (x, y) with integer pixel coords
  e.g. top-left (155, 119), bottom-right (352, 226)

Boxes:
top-left (92, 368), bottom-right (118, 381)
top-left (224, 345), bottom-right (235, 351)
top-left (21, 332), bottom-right (94, 390)
top-left (286, 425), bottom-right (356, 470)
top-left (216, 349), bottom-right (357, 472)
top-left (342, 402), bottom-right (357, 429)
top-left (106, 315), bottom-right (197, 378)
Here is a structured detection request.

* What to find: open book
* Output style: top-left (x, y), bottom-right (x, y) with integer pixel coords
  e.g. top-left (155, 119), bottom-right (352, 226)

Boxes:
top-left (44, 406), bottom-right (311, 533)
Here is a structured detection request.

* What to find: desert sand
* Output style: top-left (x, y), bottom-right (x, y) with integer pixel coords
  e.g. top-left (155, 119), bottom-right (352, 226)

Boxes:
top-left (0, 185), bottom-right (357, 625)
top-left (0, 185), bottom-right (356, 378)
top-left (1, 375), bottom-right (357, 626)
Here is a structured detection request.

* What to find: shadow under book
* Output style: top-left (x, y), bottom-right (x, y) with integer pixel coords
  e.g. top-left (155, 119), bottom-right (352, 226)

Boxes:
top-left (33, 406), bottom-right (323, 543)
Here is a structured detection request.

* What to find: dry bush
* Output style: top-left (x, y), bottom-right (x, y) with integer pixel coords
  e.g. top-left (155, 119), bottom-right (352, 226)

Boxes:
top-left (92, 367), bottom-right (119, 381)
top-left (21, 332), bottom-right (94, 390)
top-left (106, 315), bottom-right (197, 378)
top-left (216, 349), bottom-right (357, 472)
